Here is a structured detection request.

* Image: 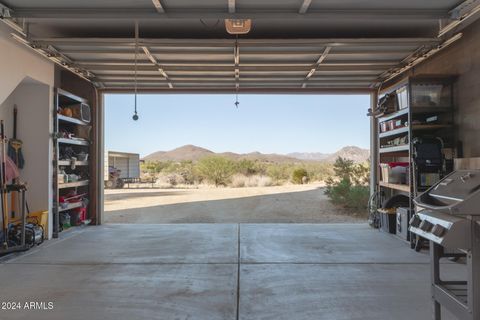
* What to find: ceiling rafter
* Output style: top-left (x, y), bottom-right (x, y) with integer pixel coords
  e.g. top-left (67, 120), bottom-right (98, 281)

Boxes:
top-left (228, 0), bottom-right (236, 14)
top-left (299, 0), bottom-right (313, 14)
top-left (10, 8), bottom-right (448, 20)
top-left (302, 46), bottom-right (331, 88)
top-left (151, 0), bottom-right (165, 13)
top-left (142, 46), bottom-right (173, 88)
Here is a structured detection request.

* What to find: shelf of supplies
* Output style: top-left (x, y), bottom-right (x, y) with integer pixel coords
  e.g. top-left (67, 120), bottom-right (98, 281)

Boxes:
top-left (58, 114), bottom-right (90, 126)
top-left (411, 107), bottom-right (453, 114)
top-left (58, 160), bottom-right (89, 167)
top-left (58, 138), bottom-right (89, 146)
top-left (411, 124), bottom-right (452, 131)
top-left (58, 201), bottom-right (84, 212)
top-left (57, 88), bottom-right (88, 105)
top-left (378, 108), bottom-right (409, 122)
top-left (58, 180), bottom-right (89, 189)
top-left (379, 126), bottom-right (408, 138)
top-left (379, 124), bottom-right (451, 139)
top-left (379, 181), bottom-right (410, 192)
top-left (379, 145), bottom-right (409, 154)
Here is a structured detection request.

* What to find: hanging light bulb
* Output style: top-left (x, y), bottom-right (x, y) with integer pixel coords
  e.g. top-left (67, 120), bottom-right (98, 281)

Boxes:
top-left (132, 21), bottom-right (139, 121)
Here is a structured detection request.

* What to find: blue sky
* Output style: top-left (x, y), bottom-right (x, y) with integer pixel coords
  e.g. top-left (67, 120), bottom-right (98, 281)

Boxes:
top-left (105, 94), bottom-right (370, 157)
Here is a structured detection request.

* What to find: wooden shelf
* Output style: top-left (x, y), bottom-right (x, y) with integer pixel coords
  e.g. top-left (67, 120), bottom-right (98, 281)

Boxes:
top-left (58, 180), bottom-right (89, 189)
top-left (379, 145), bottom-right (409, 154)
top-left (58, 114), bottom-right (90, 126)
top-left (58, 160), bottom-right (89, 167)
top-left (379, 126), bottom-right (408, 138)
top-left (58, 138), bottom-right (89, 146)
top-left (58, 201), bottom-right (84, 212)
top-left (379, 181), bottom-right (410, 192)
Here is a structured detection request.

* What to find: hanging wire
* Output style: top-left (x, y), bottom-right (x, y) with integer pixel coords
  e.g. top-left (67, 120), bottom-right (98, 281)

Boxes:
top-left (234, 35), bottom-right (240, 108)
top-left (235, 91), bottom-right (239, 108)
top-left (132, 21), bottom-right (139, 121)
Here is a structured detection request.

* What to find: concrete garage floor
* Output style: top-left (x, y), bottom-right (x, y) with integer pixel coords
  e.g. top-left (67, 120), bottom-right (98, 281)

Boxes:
top-left (0, 224), bottom-right (461, 320)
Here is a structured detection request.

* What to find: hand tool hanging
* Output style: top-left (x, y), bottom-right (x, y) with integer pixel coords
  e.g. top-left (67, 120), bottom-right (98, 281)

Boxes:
top-left (8, 105), bottom-right (24, 219)
top-left (1, 121), bottom-right (8, 249)
top-left (8, 105), bottom-right (24, 169)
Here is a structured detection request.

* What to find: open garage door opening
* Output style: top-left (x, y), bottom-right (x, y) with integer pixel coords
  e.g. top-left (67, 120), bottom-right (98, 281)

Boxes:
top-left (2, 1), bottom-right (480, 319)
top-left (103, 93), bottom-right (371, 224)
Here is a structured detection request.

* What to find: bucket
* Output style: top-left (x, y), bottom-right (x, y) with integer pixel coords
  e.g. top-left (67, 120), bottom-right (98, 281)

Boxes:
top-left (27, 211), bottom-right (48, 236)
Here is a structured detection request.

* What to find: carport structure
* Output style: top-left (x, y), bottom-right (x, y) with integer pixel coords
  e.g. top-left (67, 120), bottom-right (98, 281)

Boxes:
top-left (1, 1), bottom-right (480, 320)
top-left (1, 0), bottom-right (476, 92)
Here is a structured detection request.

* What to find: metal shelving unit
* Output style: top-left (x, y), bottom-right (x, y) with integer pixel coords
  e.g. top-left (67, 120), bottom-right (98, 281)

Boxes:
top-left (376, 76), bottom-right (455, 247)
top-left (58, 180), bottom-right (90, 189)
top-left (53, 88), bottom-right (92, 238)
top-left (58, 160), bottom-right (89, 167)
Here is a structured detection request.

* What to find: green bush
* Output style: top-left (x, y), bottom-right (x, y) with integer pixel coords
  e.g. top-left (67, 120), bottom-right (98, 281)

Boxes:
top-left (325, 157), bottom-right (370, 210)
top-left (291, 168), bottom-right (309, 184)
top-left (196, 156), bottom-right (235, 186)
top-left (142, 156), bottom-right (337, 187)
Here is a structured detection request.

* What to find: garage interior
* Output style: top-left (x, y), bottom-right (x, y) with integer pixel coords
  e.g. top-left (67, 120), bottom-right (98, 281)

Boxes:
top-left (0, 0), bottom-right (480, 319)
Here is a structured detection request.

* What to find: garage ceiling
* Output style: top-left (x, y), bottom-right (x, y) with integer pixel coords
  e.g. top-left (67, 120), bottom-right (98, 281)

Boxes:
top-left (0, 0), bottom-right (476, 92)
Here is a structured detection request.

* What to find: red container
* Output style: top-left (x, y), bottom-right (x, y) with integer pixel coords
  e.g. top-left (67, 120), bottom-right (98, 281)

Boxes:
top-left (388, 162), bottom-right (409, 168)
top-left (75, 207), bottom-right (87, 221)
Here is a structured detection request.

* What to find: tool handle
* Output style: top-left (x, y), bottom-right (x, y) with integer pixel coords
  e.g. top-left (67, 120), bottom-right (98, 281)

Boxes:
top-left (0, 119), bottom-right (4, 141)
top-left (13, 105), bottom-right (17, 140)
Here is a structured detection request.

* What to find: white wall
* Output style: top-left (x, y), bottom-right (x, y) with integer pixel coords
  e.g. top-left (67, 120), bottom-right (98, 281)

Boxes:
top-left (0, 23), bottom-right (55, 239)
top-left (0, 80), bottom-right (53, 238)
top-left (0, 24), bottom-right (54, 105)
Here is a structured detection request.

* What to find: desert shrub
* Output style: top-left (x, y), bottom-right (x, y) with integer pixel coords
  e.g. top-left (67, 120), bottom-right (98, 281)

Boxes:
top-left (235, 159), bottom-right (266, 176)
top-left (196, 156), bottom-right (235, 186)
top-left (344, 185), bottom-right (370, 209)
top-left (231, 174), bottom-right (247, 188)
top-left (304, 162), bottom-right (334, 182)
top-left (245, 175), bottom-right (273, 187)
top-left (325, 157), bottom-right (370, 210)
top-left (230, 174), bottom-right (273, 188)
top-left (142, 161), bottom-right (170, 174)
top-left (266, 163), bottom-right (291, 183)
top-left (291, 168), bottom-right (309, 184)
top-left (256, 175), bottom-right (273, 187)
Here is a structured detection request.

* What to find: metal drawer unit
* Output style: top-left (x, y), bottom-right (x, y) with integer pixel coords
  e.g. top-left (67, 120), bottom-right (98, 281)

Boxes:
top-left (411, 170), bottom-right (480, 320)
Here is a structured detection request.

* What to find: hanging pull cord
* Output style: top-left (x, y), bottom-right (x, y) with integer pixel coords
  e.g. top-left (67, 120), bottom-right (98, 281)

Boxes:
top-left (234, 35), bottom-right (240, 108)
top-left (132, 21), bottom-right (139, 121)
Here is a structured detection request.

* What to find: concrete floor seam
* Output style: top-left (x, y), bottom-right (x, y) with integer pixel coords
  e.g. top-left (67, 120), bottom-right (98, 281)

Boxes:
top-left (236, 223), bottom-right (241, 320)
top-left (2, 262), bottom-right (240, 266)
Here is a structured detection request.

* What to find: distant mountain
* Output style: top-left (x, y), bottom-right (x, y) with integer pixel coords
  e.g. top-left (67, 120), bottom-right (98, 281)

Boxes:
top-left (287, 152), bottom-right (329, 161)
top-left (144, 145), bottom-right (214, 162)
top-left (288, 146), bottom-right (369, 163)
top-left (325, 146), bottom-right (370, 163)
top-left (143, 145), bottom-right (369, 163)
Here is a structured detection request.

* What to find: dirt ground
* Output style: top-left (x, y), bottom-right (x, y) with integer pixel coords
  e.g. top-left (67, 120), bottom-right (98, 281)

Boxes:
top-left (104, 183), bottom-right (366, 224)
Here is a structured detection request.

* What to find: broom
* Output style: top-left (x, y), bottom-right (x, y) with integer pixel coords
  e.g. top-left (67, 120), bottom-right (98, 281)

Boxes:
top-left (1, 121), bottom-right (8, 248)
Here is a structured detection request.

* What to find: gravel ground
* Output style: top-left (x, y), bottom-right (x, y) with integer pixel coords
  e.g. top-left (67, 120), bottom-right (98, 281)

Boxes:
top-left (104, 183), bottom-right (367, 224)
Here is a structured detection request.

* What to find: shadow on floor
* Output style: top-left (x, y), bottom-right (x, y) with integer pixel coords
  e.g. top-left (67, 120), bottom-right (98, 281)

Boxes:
top-left (105, 190), bottom-right (192, 201)
top-left (105, 187), bottom-right (366, 224)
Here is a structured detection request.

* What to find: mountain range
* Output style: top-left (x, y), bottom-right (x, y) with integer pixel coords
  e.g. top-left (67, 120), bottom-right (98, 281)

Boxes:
top-left (143, 145), bottom-right (370, 163)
